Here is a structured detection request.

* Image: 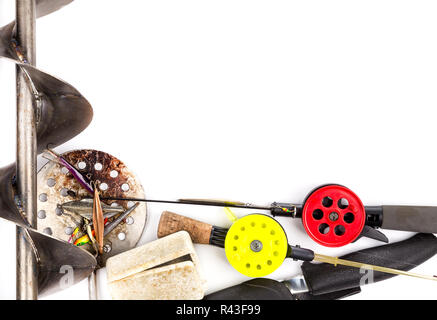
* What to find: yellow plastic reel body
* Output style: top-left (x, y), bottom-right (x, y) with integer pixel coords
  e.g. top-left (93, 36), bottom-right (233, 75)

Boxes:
top-left (224, 214), bottom-right (289, 277)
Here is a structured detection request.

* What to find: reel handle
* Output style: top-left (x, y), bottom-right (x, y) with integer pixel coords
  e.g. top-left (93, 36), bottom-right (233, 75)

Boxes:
top-left (300, 233), bottom-right (437, 296)
top-left (157, 211), bottom-right (213, 244)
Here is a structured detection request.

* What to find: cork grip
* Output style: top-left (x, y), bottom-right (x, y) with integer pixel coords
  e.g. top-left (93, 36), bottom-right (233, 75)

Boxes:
top-left (157, 211), bottom-right (213, 244)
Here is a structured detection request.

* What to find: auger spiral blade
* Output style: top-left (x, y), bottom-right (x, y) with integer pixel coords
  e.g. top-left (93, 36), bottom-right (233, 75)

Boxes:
top-left (34, 0), bottom-right (74, 19)
top-left (27, 229), bottom-right (97, 297)
top-left (0, 0), bottom-right (96, 296)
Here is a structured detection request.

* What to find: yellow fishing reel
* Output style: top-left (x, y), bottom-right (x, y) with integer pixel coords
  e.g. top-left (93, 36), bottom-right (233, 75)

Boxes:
top-left (224, 211), bottom-right (289, 277)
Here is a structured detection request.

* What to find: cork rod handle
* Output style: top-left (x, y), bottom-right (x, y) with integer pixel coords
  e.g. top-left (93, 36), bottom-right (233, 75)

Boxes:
top-left (157, 211), bottom-right (213, 244)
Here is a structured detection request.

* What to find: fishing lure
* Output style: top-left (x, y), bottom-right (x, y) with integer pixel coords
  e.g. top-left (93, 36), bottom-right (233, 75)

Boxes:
top-left (92, 183), bottom-right (104, 254)
top-left (78, 203), bottom-right (140, 248)
top-left (73, 202), bottom-right (139, 247)
top-left (74, 232), bottom-right (93, 246)
top-left (61, 199), bottom-right (125, 220)
top-left (43, 149), bottom-right (94, 194)
top-left (68, 227), bottom-right (80, 244)
top-left (73, 217), bottom-right (113, 247)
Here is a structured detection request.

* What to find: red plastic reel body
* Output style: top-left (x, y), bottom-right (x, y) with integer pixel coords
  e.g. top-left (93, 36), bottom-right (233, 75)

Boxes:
top-left (301, 185), bottom-right (365, 247)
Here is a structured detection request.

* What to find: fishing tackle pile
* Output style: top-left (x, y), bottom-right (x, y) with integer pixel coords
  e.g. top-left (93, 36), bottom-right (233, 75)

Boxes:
top-left (38, 149), bottom-right (147, 265)
top-left (1, 0), bottom-right (436, 301)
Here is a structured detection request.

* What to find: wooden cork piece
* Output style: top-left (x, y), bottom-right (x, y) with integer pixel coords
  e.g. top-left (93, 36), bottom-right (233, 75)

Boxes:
top-left (158, 211), bottom-right (213, 244)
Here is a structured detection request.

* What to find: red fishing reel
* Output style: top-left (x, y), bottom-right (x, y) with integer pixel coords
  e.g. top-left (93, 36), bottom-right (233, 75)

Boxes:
top-left (301, 184), bottom-right (366, 247)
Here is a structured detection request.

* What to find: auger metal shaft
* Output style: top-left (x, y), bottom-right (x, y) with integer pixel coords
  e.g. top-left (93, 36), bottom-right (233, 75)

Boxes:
top-left (88, 271), bottom-right (98, 300)
top-left (16, 0), bottom-right (38, 300)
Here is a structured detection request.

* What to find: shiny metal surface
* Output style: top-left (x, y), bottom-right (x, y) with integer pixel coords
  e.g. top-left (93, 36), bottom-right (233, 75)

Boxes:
top-left (15, 0), bottom-right (38, 300)
top-left (0, 0), bottom-right (96, 297)
top-left (282, 274), bottom-right (309, 294)
top-left (61, 199), bottom-right (125, 220)
top-left (88, 270), bottom-right (97, 300)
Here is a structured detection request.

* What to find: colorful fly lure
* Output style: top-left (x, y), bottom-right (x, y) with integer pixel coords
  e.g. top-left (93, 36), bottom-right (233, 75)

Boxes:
top-left (43, 149), bottom-right (94, 194)
top-left (68, 227), bottom-right (80, 244)
top-left (73, 218), bottom-right (109, 247)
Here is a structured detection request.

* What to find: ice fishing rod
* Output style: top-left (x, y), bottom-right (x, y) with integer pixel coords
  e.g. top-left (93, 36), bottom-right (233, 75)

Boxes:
top-left (157, 210), bottom-right (437, 282)
top-left (94, 184), bottom-right (437, 247)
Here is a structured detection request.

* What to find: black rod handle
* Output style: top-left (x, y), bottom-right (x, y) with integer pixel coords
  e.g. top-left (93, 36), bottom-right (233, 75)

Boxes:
top-left (381, 205), bottom-right (437, 233)
top-left (301, 233), bottom-right (437, 296)
top-left (204, 278), bottom-right (362, 300)
top-left (204, 278), bottom-right (294, 300)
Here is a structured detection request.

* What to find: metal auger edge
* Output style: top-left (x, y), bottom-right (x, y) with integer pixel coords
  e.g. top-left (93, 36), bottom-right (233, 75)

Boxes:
top-left (0, 0), bottom-right (96, 297)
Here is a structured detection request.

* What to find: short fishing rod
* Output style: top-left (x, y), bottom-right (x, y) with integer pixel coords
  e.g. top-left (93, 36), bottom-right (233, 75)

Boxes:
top-left (45, 149), bottom-right (437, 248)
top-left (94, 183), bottom-right (437, 248)
top-left (157, 210), bottom-right (437, 283)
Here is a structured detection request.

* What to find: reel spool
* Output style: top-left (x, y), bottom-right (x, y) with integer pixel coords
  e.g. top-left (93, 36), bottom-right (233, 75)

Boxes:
top-left (224, 214), bottom-right (288, 277)
top-left (37, 149), bottom-right (148, 265)
top-left (301, 184), bottom-right (365, 247)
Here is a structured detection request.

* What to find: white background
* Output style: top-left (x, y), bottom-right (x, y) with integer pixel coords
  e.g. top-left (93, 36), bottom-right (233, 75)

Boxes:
top-left (1, 0), bottom-right (437, 300)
